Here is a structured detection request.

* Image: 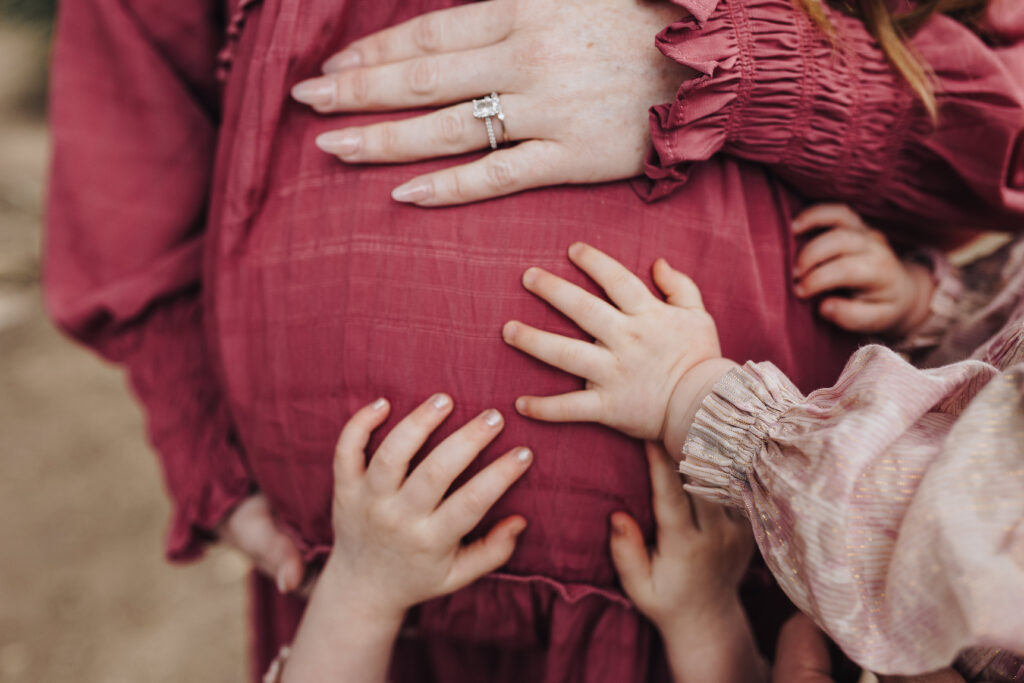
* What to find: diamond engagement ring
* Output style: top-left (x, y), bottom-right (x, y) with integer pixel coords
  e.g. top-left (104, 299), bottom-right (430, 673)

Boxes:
top-left (472, 92), bottom-right (508, 150)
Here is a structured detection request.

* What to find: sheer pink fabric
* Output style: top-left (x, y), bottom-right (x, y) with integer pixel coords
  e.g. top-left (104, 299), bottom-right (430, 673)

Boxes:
top-left (680, 240), bottom-right (1024, 679)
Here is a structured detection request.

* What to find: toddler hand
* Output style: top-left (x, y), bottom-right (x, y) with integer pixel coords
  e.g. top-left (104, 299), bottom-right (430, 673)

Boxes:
top-left (503, 242), bottom-right (725, 444)
top-left (323, 395), bottom-right (532, 621)
top-left (792, 204), bottom-right (935, 336)
top-left (612, 443), bottom-right (763, 682)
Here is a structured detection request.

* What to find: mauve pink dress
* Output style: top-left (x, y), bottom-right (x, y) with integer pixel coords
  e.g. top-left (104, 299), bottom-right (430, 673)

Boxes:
top-left (45, 0), bottom-right (1024, 681)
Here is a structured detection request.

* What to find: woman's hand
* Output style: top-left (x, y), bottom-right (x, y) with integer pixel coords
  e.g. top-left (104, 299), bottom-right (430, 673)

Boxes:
top-left (503, 242), bottom-right (731, 450)
top-left (611, 443), bottom-right (765, 683)
top-left (792, 204), bottom-right (937, 337)
top-left (291, 0), bottom-right (694, 206)
top-left (216, 492), bottom-right (306, 595)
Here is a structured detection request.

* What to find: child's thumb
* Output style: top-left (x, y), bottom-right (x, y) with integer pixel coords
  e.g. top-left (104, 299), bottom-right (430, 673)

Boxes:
top-left (608, 513), bottom-right (653, 607)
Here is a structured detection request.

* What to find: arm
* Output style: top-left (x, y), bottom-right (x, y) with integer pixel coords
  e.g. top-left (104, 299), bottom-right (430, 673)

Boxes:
top-left (276, 396), bottom-right (531, 682)
top-left (680, 353), bottom-right (1024, 675)
top-left (643, 0), bottom-right (1024, 235)
top-left (46, 0), bottom-right (249, 560)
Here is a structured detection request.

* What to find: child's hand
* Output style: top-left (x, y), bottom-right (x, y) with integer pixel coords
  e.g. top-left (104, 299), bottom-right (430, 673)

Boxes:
top-left (612, 443), bottom-right (764, 682)
top-left (792, 204), bottom-right (935, 336)
top-left (503, 242), bottom-right (732, 448)
top-left (324, 395), bottom-right (532, 620)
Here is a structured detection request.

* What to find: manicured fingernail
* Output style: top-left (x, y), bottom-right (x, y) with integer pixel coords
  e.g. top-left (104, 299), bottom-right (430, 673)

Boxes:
top-left (515, 447), bottom-right (532, 463)
top-left (371, 397), bottom-right (387, 410)
top-left (276, 569), bottom-right (289, 594)
top-left (502, 321), bottom-right (518, 342)
top-left (391, 181), bottom-right (433, 204)
top-left (483, 409), bottom-right (503, 427)
top-left (323, 49), bottom-right (362, 73)
top-left (291, 78), bottom-right (336, 107)
top-left (316, 130), bottom-right (361, 156)
top-left (432, 393), bottom-right (451, 410)
top-left (522, 268), bottom-right (538, 288)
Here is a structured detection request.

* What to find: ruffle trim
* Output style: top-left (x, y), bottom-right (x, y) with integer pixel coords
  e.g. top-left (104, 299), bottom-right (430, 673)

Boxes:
top-left (679, 362), bottom-right (801, 510)
top-left (895, 249), bottom-right (966, 352)
top-left (217, 0), bottom-right (262, 82)
top-left (166, 471), bottom-right (253, 561)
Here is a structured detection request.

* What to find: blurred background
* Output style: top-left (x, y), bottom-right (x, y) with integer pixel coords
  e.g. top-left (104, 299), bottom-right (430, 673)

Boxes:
top-left (0, 3), bottom-right (249, 681)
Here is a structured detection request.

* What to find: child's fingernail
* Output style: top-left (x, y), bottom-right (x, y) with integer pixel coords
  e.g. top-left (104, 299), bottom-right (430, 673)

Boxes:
top-left (502, 321), bottom-right (518, 342)
top-left (276, 569), bottom-right (289, 594)
top-left (522, 268), bottom-right (538, 288)
top-left (515, 397), bottom-right (528, 414)
top-left (392, 180), bottom-right (433, 203)
top-left (432, 393), bottom-right (451, 410)
top-left (609, 516), bottom-right (625, 535)
top-left (568, 242), bottom-right (584, 258)
top-left (484, 409), bottom-right (503, 427)
top-left (511, 518), bottom-right (528, 535)
top-left (372, 397), bottom-right (388, 410)
top-left (515, 447), bottom-right (532, 463)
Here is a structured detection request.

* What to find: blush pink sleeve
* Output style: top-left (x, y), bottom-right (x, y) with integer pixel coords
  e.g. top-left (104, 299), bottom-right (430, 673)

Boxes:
top-left (642, 0), bottom-right (1024, 235)
top-left (45, 0), bottom-right (254, 560)
top-left (679, 348), bottom-right (1024, 675)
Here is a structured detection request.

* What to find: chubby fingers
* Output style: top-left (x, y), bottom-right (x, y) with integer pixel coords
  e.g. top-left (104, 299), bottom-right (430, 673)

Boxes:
top-left (445, 514), bottom-right (527, 593)
top-left (400, 408), bottom-right (506, 512)
top-left (321, 2), bottom-right (515, 72)
top-left (502, 320), bottom-right (610, 382)
top-left (791, 203), bottom-right (865, 236)
top-left (794, 255), bottom-right (879, 299)
top-left (334, 397), bottom-right (392, 482)
top-left (818, 297), bottom-right (897, 334)
top-left (435, 446), bottom-right (533, 539)
top-left (513, 390), bottom-right (603, 424)
top-left (567, 242), bottom-right (655, 314)
top-left (646, 442), bottom-right (694, 538)
top-left (365, 393), bottom-right (453, 493)
top-left (608, 512), bottom-right (654, 608)
top-left (652, 258), bottom-right (704, 310)
top-left (519, 263), bottom-right (620, 340)
top-left (793, 227), bottom-right (883, 282)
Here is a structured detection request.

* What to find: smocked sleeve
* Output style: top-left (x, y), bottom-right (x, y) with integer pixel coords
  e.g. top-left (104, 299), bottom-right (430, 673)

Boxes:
top-left (45, 0), bottom-right (254, 560)
top-left (641, 0), bottom-right (1024, 235)
top-left (679, 348), bottom-right (1024, 675)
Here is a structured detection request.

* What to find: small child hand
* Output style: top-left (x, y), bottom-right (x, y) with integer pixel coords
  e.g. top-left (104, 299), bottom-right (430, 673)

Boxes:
top-left (611, 443), bottom-right (764, 682)
top-left (324, 395), bottom-right (532, 620)
top-left (792, 204), bottom-right (935, 336)
top-left (503, 242), bottom-right (727, 444)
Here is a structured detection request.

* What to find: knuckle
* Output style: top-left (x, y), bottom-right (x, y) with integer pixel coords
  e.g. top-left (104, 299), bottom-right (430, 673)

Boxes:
top-left (447, 170), bottom-right (467, 201)
top-left (437, 110), bottom-right (466, 146)
top-left (414, 14), bottom-right (444, 53)
top-left (347, 69), bottom-right (370, 106)
top-left (485, 159), bottom-right (517, 190)
top-left (377, 124), bottom-right (398, 157)
top-left (408, 58), bottom-right (439, 95)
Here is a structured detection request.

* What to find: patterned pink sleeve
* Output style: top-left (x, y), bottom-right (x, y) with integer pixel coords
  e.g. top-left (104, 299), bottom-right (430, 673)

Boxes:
top-left (679, 348), bottom-right (1024, 675)
top-left (640, 0), bottom-right (1024, 235)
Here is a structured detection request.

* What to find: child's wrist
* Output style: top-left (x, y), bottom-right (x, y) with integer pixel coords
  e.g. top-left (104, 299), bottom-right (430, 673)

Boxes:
top-left (662, 358), bottom-right (739, 461)
top-left (893, 261), bottom-right (938, 338)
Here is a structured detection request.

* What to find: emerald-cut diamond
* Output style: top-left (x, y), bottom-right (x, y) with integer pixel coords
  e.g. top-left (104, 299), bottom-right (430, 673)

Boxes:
top-left (472, 92), bottom-right (502, 119)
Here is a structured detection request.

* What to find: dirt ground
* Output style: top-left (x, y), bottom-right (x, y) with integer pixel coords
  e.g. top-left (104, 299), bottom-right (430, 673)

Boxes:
top-left (0, 22), bottom-right (248, 683)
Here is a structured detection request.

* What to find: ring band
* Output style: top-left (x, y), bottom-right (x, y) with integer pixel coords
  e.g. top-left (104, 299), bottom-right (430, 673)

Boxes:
top-left (472, 92), bottom-right (506, 150)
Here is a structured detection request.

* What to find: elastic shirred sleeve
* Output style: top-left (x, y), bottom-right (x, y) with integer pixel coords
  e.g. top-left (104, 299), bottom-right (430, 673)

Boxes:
top-left (641, 0), bottom-right (1024, 235)
top-left (45, 0), bottom-right (254, 560)
top-left (679, 349), bottom-right (1024, 675)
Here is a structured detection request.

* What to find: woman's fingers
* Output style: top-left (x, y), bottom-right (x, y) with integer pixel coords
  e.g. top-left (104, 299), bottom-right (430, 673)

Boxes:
top-left (334, 397), bottom-right (391, 482)
top-left (608, 512), bottom-right (654, 608)
top-left (502, 321), bottom-right (610, 382)
top-left (365, 393), bottom-right (453, 493)
top-left (514, 390), bottom-right (603, 424)
top-left (316, 96), bottom-right (535, 164)
top-left (293, 44), bottom-right (517, 113)
top-left (444, 515), bottom-right (527, 593)
top-left (652, 258), bottom-right (704, 310)
top-left (566, 242), bottom-right (655, 314)
top-left (518, 263), bottom-right (620, 340)
top-left (400, 409), bottom-right (506, 513)
top-left (791, 203), bottom-right (864, 236)
top-left (795, 255), bottom-right (877, 298)
top-left (435, 447), bottom-right (533, 539)
top-left (389, 139), bottom-right (571, 206)
top-left (322, 2), bottom-right (516, 72)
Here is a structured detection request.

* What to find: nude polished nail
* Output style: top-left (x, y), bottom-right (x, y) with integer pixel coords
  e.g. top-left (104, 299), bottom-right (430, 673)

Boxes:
top-left (291, 79), bottom-right (336, 107)
top-left (392, 181), bottom-right (433, 203)
top-left (316, 130), bottom-right (361, 156)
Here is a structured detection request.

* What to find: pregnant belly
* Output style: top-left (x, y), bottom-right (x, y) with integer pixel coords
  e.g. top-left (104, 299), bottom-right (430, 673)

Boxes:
top-left (211, 151), bottom-right (857, 586)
